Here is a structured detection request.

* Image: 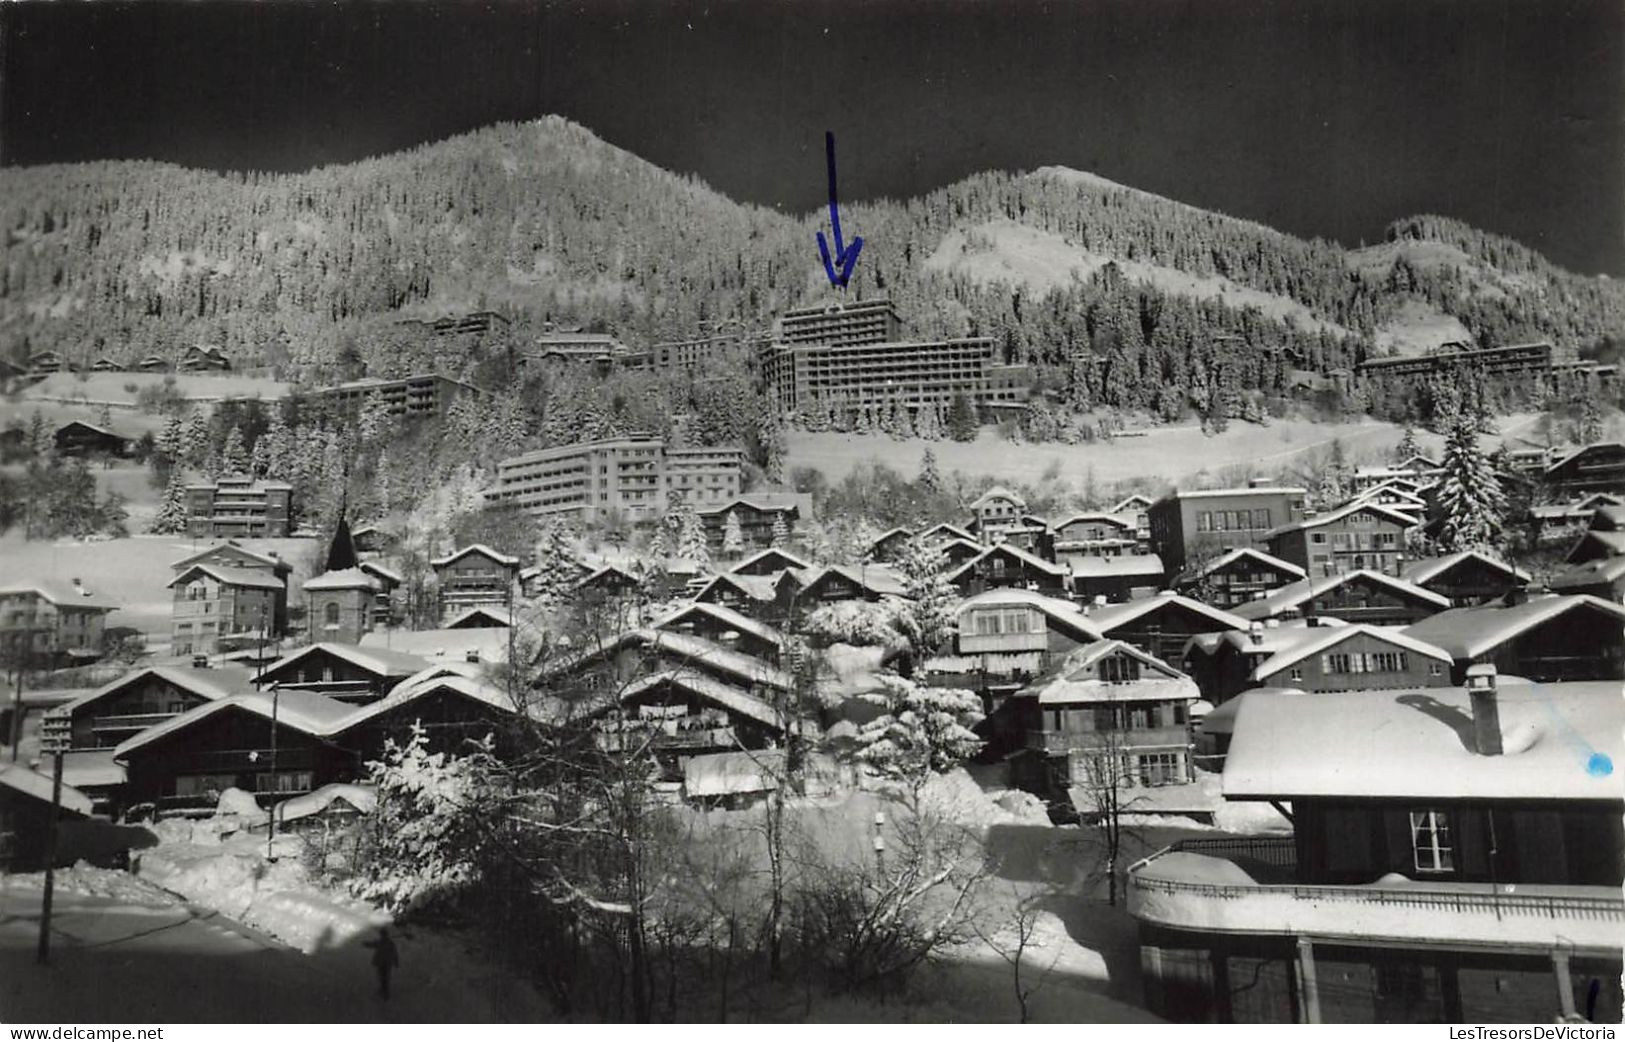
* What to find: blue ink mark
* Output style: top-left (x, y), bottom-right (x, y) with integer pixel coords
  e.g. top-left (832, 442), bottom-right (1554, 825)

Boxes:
top-left (1533, 681), bottom-right (1613, 778)
top-left (816, 131), bottom-right (864, 288)
top-left (1587, 752), bottom-right (1613, 777)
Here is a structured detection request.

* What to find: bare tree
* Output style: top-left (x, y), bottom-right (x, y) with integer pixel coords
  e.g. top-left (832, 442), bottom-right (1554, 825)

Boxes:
top-left (1072, 719), bottom-right (1145, 907)
top-left (973, 882), bottom-right (1061, 1023)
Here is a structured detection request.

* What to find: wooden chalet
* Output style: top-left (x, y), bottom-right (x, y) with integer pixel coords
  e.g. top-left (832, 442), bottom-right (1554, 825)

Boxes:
top-left (946, 542), bottom-right (1070, 598)
top-left (1547, 555), bottom-right (1625, 602)
top-left (1402, 593), bottom-right (1625, 683)
top-left (54, 421), bottom-right (130, 458)
top-left (1184, 621), bottom-right (1452, 703)
top-left (774, 564), bottom-right (909, 609)
top-left (536, 629), bottom-right (793, 706)
top-left (40, 664), bottom-right (257, 752)
top-left (653, 601), bottom-right (784, 666)
top-left (332, 672), bottom-right (520, 762)
top-left (1231, 569), bottom-right (1450, 627)
top-left (1543, 442), bottom-right (1625, 497)
top-left (866, 527), bottom-right (915, 563)
top-left (254, 643), bottom-right (429, 703)
top-left (924, 588), bottom-right (1104, 699)
top-left (1052, 511), bottom-right (1143, 563)
top-left (430, 544), bottom-right (519, 624)
top-left (0, 765), bottom-right (93, 871)
top-left (179, 345), bottom-right (231, 372)
top-left (691, 572), bottom-right (780, 618)
top-left (729, 546), bottom-right (810, 576)
top-left (1400, 551), bottom-right (1530, 607)
top-left (967, 485), bottom-right (1028, 543)
top-left (1176, 547), bottom-right (1305, 609)
top-left (1084, 593), bottom-right (1249, 667)
top-left (1068, 554), bottom-right (1166, 605)
top-left (593, 670), bottom-right (789, 781)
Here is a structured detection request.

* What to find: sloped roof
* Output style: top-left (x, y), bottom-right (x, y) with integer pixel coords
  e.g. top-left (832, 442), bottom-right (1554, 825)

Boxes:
top-left (654, 601), bottom-right (784, 648)
top-left (1018, 639), bottom-right (1194, 705)
top-left (56, 749), bottom-right (127, 789)
top-left (954, 588), bottom-right (1103, 642)
top-left (358, 628), bottom-right (515, 664)
top-left (444, 605), bottom-right (514, 628)
top-left (618, 670), bottom-right (785, 730)
top-left (1108, 494), bottom-right (1154, 513)
top-left (1401, 594), bottom-right (1625, 660)
top-left (918, 522), bottom-right (976, 543)
top-left (1249, 624), bottom-right (1452, 682)
top-left (49, 665), bottom-right (257, 718)
top-left (1069, 554), bottom-right (1166, 579)
top-left (0, 764), bottom-right (93, 816)
top-left (168, 563), bottom-right (286, 591)
top-left (538, 629), bottom-right (792, 692)
top-left (1568, 530), bottom-right (1625, 562)
top-left (1231, 570), bottom-right (1450, 621)
top-left (262, 642), bottom-right (429, 680)
top-left (1164, 485), bottom-right (1307, 501)
top-left (113, 689), bottom-right (358, 759)
top-left (1548, 555), bottom-right (1625, 591)
top-left (575, 563), bottom-right (641, 589)
top-left (1265, 499), bottom-right (1418, 537)
top-left (1087, 593), bottom-right (1248, 634)
top-left (0, 579), bottom-right (119, 611)
top-left (359, 560), bottom-right (404, 585)
top-left (1224, 680), bottom-right (1625, 802)
top-left (970, 485), bottom-right (1027, 511)
top-left (430, 544), bottom-right (521, 568)
top-left (796, 563), bottom-right (911, 598)
top-left (730, 547), bottom-right (811, 574)
top-left (866, 526), bottom-right (915, 551)
top-left (1545, 441), bottom-right (1625, 477)
top-left (1052, 511), bottom-right (1136, 533)
top-left (684, 750), bottom-right (787, 797)
top-left (1193, 547), bottom-right (1306, 581)
top-left (303, 567), bottom-right (379, 592)
top-left (1401, 550), bottom-right (1530, 587)
top-left (335, 674), bottom-right (518, 732)
top-left (692, 573), bottom-right (778, 602)
top-left (946, 542), bottom-right (1069, 582)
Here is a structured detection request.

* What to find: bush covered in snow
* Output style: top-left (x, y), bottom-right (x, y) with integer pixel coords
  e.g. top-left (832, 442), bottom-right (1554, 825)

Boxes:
top-left (854, 675), bottom-right (984, 785)
top-left (801, 597), bottom-right (909, 648)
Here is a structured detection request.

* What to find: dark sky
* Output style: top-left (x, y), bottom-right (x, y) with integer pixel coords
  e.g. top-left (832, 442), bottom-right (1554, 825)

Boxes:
top-left (3, 0), bottom-right (1621, 275)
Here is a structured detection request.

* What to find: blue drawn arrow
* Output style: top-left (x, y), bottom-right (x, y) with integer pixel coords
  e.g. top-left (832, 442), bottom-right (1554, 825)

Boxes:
top-left (816, 131), bottom-right (863, 288)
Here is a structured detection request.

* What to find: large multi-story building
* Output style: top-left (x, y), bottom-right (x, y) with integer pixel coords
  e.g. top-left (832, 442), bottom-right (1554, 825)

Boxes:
top-left (487, 436), bottom-right (744, 524)
top-left (314, 374), bottom-right (479, 418)
top-left (183, 476), bottom-right (293, 538)
top-left (1356, 340), bottom-right (1554, 380)
top-left (0, 580), bottom-right (119, 664)
top-left (1265, 501), bottom-right (1416, 578)
top-left (759, 297), bottom-right (1032, 413)
top-left (1148, 482), bottom-right (1310, 575)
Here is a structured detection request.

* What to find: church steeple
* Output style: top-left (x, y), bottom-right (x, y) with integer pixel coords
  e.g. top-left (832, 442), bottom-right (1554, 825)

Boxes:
top-left (325, 509), bottom-right (358, 573)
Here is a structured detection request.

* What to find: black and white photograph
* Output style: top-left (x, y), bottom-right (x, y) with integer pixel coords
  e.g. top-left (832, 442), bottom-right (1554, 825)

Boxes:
top-left (0, 0), bottom-right (1621, 1029)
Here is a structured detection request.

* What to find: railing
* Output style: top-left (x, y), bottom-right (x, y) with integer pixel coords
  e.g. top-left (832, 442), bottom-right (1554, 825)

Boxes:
top-left (1172, 835), bottom-right (1298, 870)
top-left (596, 726), bottom-right (736, 752)
top-left (91, 712), bottom-right (175, 731)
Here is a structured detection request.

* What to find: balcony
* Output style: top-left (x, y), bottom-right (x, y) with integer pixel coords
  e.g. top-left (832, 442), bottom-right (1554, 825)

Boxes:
top-left (595, 724), bottom-right (738, 753)
top-left (1128, 838), bottom-right (1624, 953)
top-left (91, 712), bottom-right (176, 732)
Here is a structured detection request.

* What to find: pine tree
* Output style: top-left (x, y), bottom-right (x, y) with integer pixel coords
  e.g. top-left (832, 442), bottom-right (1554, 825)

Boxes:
top-left (221, 425), bottom-right (248, 475)
top-left (895, 536), bottom-right (958, 654)
top-left (157, 415), bottom-right (183, 466)
top-left (915, 400), bottom-right (942, 441)
top-left (27, 410), bottom-right (50, 457)
top-left (919, 447), bottom-right (941, 491)
top-left (181, 409), bottom-right (211, 468)
top-left (676, 497), bottom-right (711, 569)
top-left (946, 393), bottom-right (978, 442)
top-left (1577, 396), bottom-right (1604, 444)
top-left (770, 513), bottom-right (789, 548)
top-left (149, 471), bottom-right (189, 534)
top-left (721, 511), bottom-right (745, 557)
top-left (1436, 413), bottom-right (1506, 552)
top-left (96, 403), bottom-right (113, 429)
top-left (1394, 424), bottom-right (1421, 464)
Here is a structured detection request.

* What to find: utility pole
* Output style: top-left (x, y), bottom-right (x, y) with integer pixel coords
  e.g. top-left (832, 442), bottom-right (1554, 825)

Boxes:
top-left (37, 750), bottom-right (63, 964)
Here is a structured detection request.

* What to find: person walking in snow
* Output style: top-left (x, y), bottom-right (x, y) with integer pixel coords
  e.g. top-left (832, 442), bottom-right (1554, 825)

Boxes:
top-left (363, 927), bottom-right (399, 999)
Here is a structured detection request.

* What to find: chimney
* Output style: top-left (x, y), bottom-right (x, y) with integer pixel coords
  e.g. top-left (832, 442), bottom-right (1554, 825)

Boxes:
top-left (1248, 621), bottom-right (1264, 645)
top-left (1466, 664), bottom-right (1502, 756)
top-left (465, 650), bottom-right (482, 663)
top-left (1502, 587), bottom-right (1528, 608)
top-left (1264, 618), bottom-right (1280, 629)
top-left (1248, 477), bottom-right (1272, 489)
top-left (192, 654), bottom-right (209, 669)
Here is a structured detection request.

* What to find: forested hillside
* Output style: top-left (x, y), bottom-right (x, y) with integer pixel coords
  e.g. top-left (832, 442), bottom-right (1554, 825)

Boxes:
top-left (3, 116), bottom-right (1621, 419)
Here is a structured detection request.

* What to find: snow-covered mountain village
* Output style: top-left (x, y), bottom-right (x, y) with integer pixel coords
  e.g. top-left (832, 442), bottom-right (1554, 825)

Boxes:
top-left (3, 0), bottom-right (1624, 1029)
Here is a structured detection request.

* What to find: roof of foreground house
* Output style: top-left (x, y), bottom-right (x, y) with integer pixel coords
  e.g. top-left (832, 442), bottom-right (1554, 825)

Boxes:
top-left (1401, 594), bottom-right (1625, 661)
top-left (1248, 623), bottom-right (1452, 683)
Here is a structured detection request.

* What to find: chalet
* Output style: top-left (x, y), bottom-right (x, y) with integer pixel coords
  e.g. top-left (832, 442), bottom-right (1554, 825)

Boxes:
top-left (0, 580), bottom-right (119, 665)
top-left (1083, 594), bottom-right (1248, 667)
top-left (967, 485), bottom-right (1028, 543)
top-left (1188, 622), bottom-right (1452, 702)
top-left (1130, 673), bottom-right (1623, 1023)
top-left (357, 628), bottom-right (515, 667)
top-left (1346, 483), bottom-right (1428, 525)
top-left (170, 542), bottom-right (292, 633)
top-left (775, 564), bottom-right (909, 609)
top-left (1548, 555), bottom-right (1625, 602)
top-left (350, 523), bottom-right (389, 553)
top-left (1265, 501), bottom-right (1414, 579)
top-left (866, 527), bottom-right (915, 563)
top-left (332, 673), bottom-right (519, 762)
top-left (1051, 512), bottom-right (1142, 563)
top-left (1108, 494), bottom-right (1154, 539)
top-left (113, 690), bottom-right (358, 811)
top-left (984, 518), bottom-right (1052, 559)
top-left (303, 568), bottom-right (379, 645)
top-left (698, 492), bottom-right (810, 552)
top-left (575, 563), bottom-right (644, 603)
top-left (1068, 555), bottom-right (1166, 605)
top-left (1530, 493), bottom-right (1624, 543)
top-left (169, 564), bottom-right (284, 656)
top-left (178, 345), bottom-right (230, 371)
top-left (1543, 442), bottom-right (1625, 497)
top-left (593, 670), bottom-right (789, 781)
top-left (917, 522), bottom-right (976, 547)
top-left (89, 356), bottom-right (125, 372)
top-left (1176, 547), bottom-right (1304, 610)
top-left (54, 421), bottom-right (129, 458)
top-left (924, 589), bottom-right (1104, 697)
top-left (537, 629), bottom-right (792, 706)
top-left (26, 351), bottom-right (63, 375)
top-left (1232, 569), bottom-right (1449, 627)
top-left (135, 355), bottom-right (168, 373)
top-left (730, 546), bottom-right (810, 576)
top-left (518, 558), bottom-right (590, 600)
top-left (1400, 551), bottom-right (1529, 606)
top-left (1565, 528), bottom-right (1625, 565)
top-left (40, 664), bottom-right (256, 752)
top-left (445, 605), bottom-right (512, 629)
top-left (1402, 594), bottom-right (1625, 683)
top-left (937, 537), bottom-right (985, 572)
top-left (945, 543), bottom-right (1070, 598)
top-left (0, 765), bottom-right (93, 872)
top-left (1008, 641), bottom-right (1199, 797)
top-left (430, 544), bottom-right (519, 624)
top-left (358, 560), bottom-right (403, 626)
top-left (653, 602), bottom-right (784, 666)
top-left (691, 573), bottom-right (779, 617)
top-left (254, 643), bottom-right (429, 703)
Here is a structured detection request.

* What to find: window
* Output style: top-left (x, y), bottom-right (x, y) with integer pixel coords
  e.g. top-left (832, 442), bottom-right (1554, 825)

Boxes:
top-left (1099, 655), bottom-right (1141, 683)
top-left (1410, 810), bottom-right (1454, 873)
top-left (1137, 752), bottom-right (1184, 787)
top-left (324, 603), bottom-right (340, 626)
top-left (1310, 532), bottom-right (1328, 545)
top-left (1289, 666), bottom-right (1304, 681)
top-left (1324, 653), bottom-right (1353, 674)
top-left (1428, 662), bottom-right (1443, 677)
top-left (1197, 512), bottom-right (1212, 532)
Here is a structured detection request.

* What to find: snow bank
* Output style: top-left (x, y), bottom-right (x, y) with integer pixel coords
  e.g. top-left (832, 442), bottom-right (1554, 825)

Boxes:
top-left (1, 861), bottom-right (180, 907)
top-left (916, 767), bottom-right (1051, 831)
top-left (249, 890), bottom-right (386, 953)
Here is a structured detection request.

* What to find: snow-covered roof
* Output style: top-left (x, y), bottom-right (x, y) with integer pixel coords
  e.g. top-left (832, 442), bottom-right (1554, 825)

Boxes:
top-left (792, 563), bottom-right (911, 598)
top-left (169, 541), bottom-right (289, 573)
top-left (684, 750), bottom-right (787, 798)
top-left (168, 563), bottom-right (286, 591)
top-left (0, 764), bottom-right (93, 816)
top-left (1086, 593), bottom-right (1248, 634)
top-left (729, 547), bottom-right (811, 573)
top-left (1108, 494), bottom-right (1154, 513)
top-left (359, 628), bottom-right (514, 664)
top-left (359, 560), bottom-right (404, 585)
top-left (337, 673), bottom-right (517, 731)
top-left (1165, 485), bottom-right (1307, 500)
top-left (262, 642), bottom-right (429, 681)
top-left (112, 688), bottom-right (358, 759)
top-left (1193, 546), bottom-right (1306, 581)
top-left (946, 542), bottom-right (1069, 582)
top-left (1548, 555), bottom-right (1625, 590)
top-left (1019, 640), bottom-right (1195, 705)
top-left (538, 629), bottom-right (792, 692)
top-left (430, 544), bottom-right (521, 568)
top-left (1544, 441), bottom-right (1625, 477)
top-left (1069, 554), bottom-right (1166, 579)
top-left (1401, 595), bottom-right (1625, 661)
top-left (0, 579), bottom-right (119, 611)
top-left (56, 749), bottom-right (127, 789)
top-left (619, 670), bottom-right (785, 730)
top-left (1224, 680), bottom-right (1625, 803)
top-left (954, 588), bottom-right (1103, 642)
top-left (302, 567), bottom-right (379, 592)
top-left (969, 485), bottom-right (1027, 511)
top-left (1231, 570), bottom-right (1449, 622)
top-left (1052, 511), bottom-right (1135, 533)
top-left (444, 605), bottom-right (513, 628)
top-left (1569, 530), bottom-right (1625, 561)
top-left (693, 572), bottom-right (778, 602)
top-left (272, 783), bottom-right (377, 824)
top-left (1400, 550), bottom-right (1530, 587)
top-left (654, 601), bottom-right (784, 648)
top-left (575, 563), bottom-right (641, 589)
top-left (918, 522), bottom-right (976, 544)
top-left (866, 526), bottom-right (915, 550)
top-left (49, 665), bottom-right (257, 718)
top-left (1265, 499), bottom-right (1417, 537)
top-left (1248, 624), bottom-right (1452, 683)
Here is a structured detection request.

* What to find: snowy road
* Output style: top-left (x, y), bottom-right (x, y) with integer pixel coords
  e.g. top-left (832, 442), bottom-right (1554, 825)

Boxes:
top-left (0, 879), bottom-right (554, 1023)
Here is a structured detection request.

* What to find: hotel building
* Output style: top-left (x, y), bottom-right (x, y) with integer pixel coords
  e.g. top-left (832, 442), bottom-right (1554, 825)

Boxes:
top-left (486, 435), bottom-right (743, 523)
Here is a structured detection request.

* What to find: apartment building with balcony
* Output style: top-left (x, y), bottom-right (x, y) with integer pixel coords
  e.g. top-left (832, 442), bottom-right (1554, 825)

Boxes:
top-left (168, 563), bottom-right (284, 657)
top-left (760, 335), bottom-right (1032, 414)
top-left (486, 436), bottom-right (743, 524)
top-left (1176, 547), bottom-right (1305, 609)
top-left (430, 544), bottom-right (519, 625)
top-left (0, 580), bottom-right (119, 665)
top-left (1149, 483), bottom-right (1309, 575)
top-left (1265, 501), bottom-right (1416, 578)
top-left (314, 373), bottom-right (480, 419)
top-left (777, 298), bottom-right (903, 347)
top-left (183, 476), bottom-right (293, 538)
top-left (1128, 673), bottom-right (1624, 1023)
top-left (923, 588), bottom-right (1105, 698)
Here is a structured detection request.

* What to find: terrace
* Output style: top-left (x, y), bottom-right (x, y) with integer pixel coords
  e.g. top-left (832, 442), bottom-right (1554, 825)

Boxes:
top-left (1127, 837), bottom-right (1624, 954)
